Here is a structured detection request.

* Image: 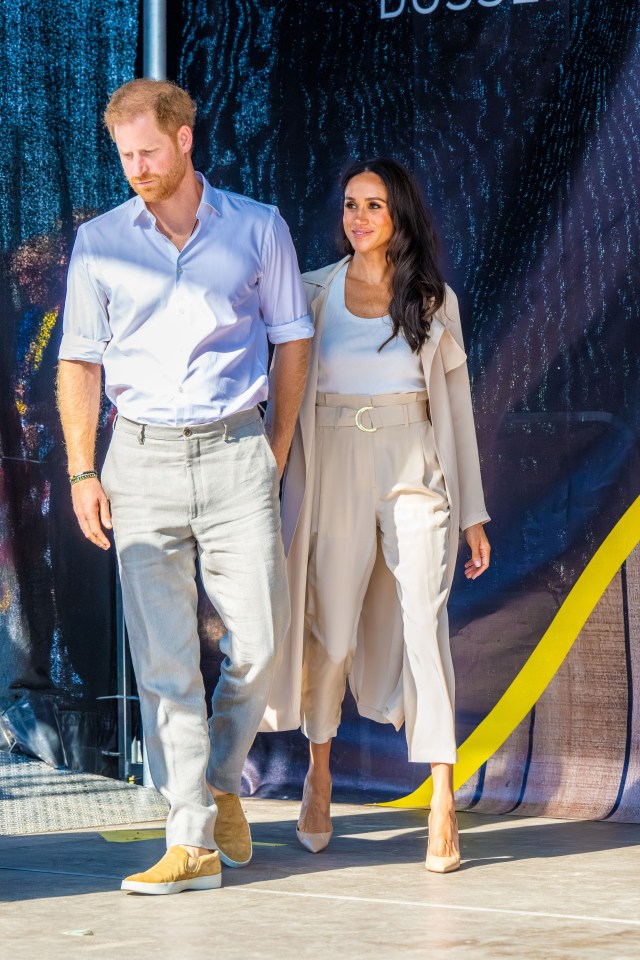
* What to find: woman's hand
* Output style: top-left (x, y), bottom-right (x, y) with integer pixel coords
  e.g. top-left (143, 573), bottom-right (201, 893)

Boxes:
top-left (464, 523), bottom-right (490, 580)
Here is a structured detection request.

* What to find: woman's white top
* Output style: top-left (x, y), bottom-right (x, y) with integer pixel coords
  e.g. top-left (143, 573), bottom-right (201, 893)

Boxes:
top-left (317, 263), bottom-right (427, 394)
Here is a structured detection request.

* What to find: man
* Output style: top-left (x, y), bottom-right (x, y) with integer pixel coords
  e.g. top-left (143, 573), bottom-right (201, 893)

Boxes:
top-left (57, 79), bottom-right (312, 895)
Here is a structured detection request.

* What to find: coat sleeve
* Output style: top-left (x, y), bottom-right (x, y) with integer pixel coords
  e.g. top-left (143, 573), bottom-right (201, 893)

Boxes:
top-left (443, 288), bottom-right (491, 530)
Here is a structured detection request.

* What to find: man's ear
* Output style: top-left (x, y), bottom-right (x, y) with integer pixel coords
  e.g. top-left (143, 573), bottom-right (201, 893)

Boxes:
top-left (177, 124), bottom-right (193, 155)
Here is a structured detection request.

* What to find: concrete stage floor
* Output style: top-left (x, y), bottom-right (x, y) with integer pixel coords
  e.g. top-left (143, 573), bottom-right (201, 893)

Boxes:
top-left (1, 799), bottom-right (640, 959)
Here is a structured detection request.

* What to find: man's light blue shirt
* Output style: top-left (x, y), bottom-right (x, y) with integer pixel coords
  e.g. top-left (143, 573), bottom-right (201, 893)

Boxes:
top-left (59, 173), bottom-right (314, 425)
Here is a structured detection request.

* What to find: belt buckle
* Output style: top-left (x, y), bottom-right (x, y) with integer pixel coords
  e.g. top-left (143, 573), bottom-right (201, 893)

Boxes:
top-left (354, 405), bottom-right (377, 433)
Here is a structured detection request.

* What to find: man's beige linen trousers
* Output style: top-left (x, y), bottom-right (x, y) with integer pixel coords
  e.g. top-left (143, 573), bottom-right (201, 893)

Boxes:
top-left (301, 391), bottom-right (457, 764)
top-left (101, 410), bottom-right (289, 849)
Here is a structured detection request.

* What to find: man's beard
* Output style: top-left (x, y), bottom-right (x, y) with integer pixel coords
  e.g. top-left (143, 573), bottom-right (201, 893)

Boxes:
top-left (129, 149), bottom-right (188, 203)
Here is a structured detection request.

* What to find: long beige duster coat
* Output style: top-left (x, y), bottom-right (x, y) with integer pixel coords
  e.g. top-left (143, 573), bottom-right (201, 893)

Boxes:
top-left (260, 256), bottom-right (490, 734)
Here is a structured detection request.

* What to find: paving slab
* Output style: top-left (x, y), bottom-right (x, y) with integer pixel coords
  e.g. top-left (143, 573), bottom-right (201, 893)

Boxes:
top-left (1, 800), bottom-right (640, 959)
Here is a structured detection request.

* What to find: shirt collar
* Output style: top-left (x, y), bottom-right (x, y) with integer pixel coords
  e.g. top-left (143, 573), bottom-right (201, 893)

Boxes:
top-left (195, 172), bottom-right (221, 217)
top-left (130, 171), bottom-right (221, 225)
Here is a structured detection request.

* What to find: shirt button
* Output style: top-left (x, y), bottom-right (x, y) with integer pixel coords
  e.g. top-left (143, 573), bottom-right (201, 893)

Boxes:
top-left (177, 268), bottom-right (183, 276)
top-left (183, 428), bottom-right (192, 438)
top-left (178, 386), bottom-right (184, 393)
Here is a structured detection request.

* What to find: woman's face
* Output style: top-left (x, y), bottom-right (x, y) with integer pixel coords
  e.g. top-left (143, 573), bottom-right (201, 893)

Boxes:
top-left (343, 172), bottom-right (395, 257)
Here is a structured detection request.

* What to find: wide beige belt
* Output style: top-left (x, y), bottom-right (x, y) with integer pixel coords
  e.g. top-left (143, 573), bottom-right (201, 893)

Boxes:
top-left (316, 391), bottom-right (430, 433)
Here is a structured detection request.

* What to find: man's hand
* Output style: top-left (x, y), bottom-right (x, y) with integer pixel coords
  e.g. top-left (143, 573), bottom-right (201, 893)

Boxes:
top-left (70, 477), bottom-right (112, 550)
top-left (268, 436), bottom-right (291, 479)
top-left (464, 522), bottom-right (490, 580)
top-left (266, 338), bottom-right (312, 478)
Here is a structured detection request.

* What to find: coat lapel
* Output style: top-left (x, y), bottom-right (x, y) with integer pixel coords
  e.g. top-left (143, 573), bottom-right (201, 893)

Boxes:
top-left (421, 312), bottom-right (467, 386)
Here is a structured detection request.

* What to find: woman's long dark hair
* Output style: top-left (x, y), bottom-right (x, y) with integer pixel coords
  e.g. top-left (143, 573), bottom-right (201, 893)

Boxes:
top-left (340, 158), bottom-right (445, 354)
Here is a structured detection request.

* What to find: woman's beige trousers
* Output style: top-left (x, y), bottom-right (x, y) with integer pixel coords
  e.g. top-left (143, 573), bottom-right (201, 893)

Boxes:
top-left (301, 391), bottom-right (457, 764)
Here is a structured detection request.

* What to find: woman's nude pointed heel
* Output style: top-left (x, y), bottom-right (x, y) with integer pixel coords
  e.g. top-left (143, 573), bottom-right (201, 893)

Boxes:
top-left (425, 812), bottom-right (461, 873)
top-left (296, 775), bottom-right (333, 853)
top-left (296, 826), bottom-right (333, 853)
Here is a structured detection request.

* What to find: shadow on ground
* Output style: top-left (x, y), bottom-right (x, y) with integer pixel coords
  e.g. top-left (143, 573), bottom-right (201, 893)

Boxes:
top-left (1, 806), bottom-right (640, 903)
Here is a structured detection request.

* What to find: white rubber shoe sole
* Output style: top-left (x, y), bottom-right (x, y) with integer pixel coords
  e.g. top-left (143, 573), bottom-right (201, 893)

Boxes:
top-left (121, 874), bottom-right (222, 895)
top-left (217, 845), bottom-right (252, 868)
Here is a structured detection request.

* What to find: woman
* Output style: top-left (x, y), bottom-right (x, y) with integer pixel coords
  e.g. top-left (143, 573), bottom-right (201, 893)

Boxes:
top-left (264, 158), bottom-right (490, 872)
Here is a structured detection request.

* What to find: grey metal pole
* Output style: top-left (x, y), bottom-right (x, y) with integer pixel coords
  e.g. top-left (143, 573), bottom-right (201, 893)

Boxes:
top-left (143, 0), bottom-right (167, 80)
top-left (119, 0), bottom-right (167, 786)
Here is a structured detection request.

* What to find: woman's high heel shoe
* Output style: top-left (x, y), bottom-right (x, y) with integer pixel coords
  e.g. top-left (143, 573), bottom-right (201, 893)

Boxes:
top-left (425, 812), bottom-right (461, 873)
top-left (296, 825), bottom-right (333, 853)
top-left (296, 775), bottom-right (333, 854)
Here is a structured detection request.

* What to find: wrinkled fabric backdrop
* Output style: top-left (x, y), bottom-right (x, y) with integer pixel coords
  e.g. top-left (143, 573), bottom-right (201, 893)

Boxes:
top-left (0, 1), bottom-right (138, 771)
top-left (1, 0), bottom-right (639, 817)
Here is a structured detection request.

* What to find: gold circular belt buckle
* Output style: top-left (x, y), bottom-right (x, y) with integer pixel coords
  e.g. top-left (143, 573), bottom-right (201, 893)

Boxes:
top-left (354, 405), bottom-right (377, 433)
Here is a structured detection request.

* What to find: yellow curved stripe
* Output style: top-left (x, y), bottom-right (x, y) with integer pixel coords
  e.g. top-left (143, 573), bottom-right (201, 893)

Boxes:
top-left (382, 495), bottom-right (640, 808)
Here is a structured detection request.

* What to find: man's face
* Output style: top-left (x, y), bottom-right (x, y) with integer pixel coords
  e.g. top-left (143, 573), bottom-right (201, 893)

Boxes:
top-left (114, 111), bottom-right (190, 203)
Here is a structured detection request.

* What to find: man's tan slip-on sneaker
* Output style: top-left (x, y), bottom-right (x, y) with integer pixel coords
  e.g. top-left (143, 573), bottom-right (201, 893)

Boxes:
top-left (214, 793), bottom-right (253, 867)
top-left (121, 846), bottom-right (222, 895)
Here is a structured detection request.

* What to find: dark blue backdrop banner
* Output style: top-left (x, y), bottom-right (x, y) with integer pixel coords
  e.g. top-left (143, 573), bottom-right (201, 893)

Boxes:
top-left (1, 1), bottom-right (639, 816)
top-left (0, 2), bottom-right (137, 758)
top-left (180, 0), bottom-right (640, 817)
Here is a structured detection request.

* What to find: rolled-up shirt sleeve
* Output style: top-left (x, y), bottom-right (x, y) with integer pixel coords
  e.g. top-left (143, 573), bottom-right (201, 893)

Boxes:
top-left (58, 226), bottom-right (111, 363)
top-left (258, 209), bottom-right (314, 345)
